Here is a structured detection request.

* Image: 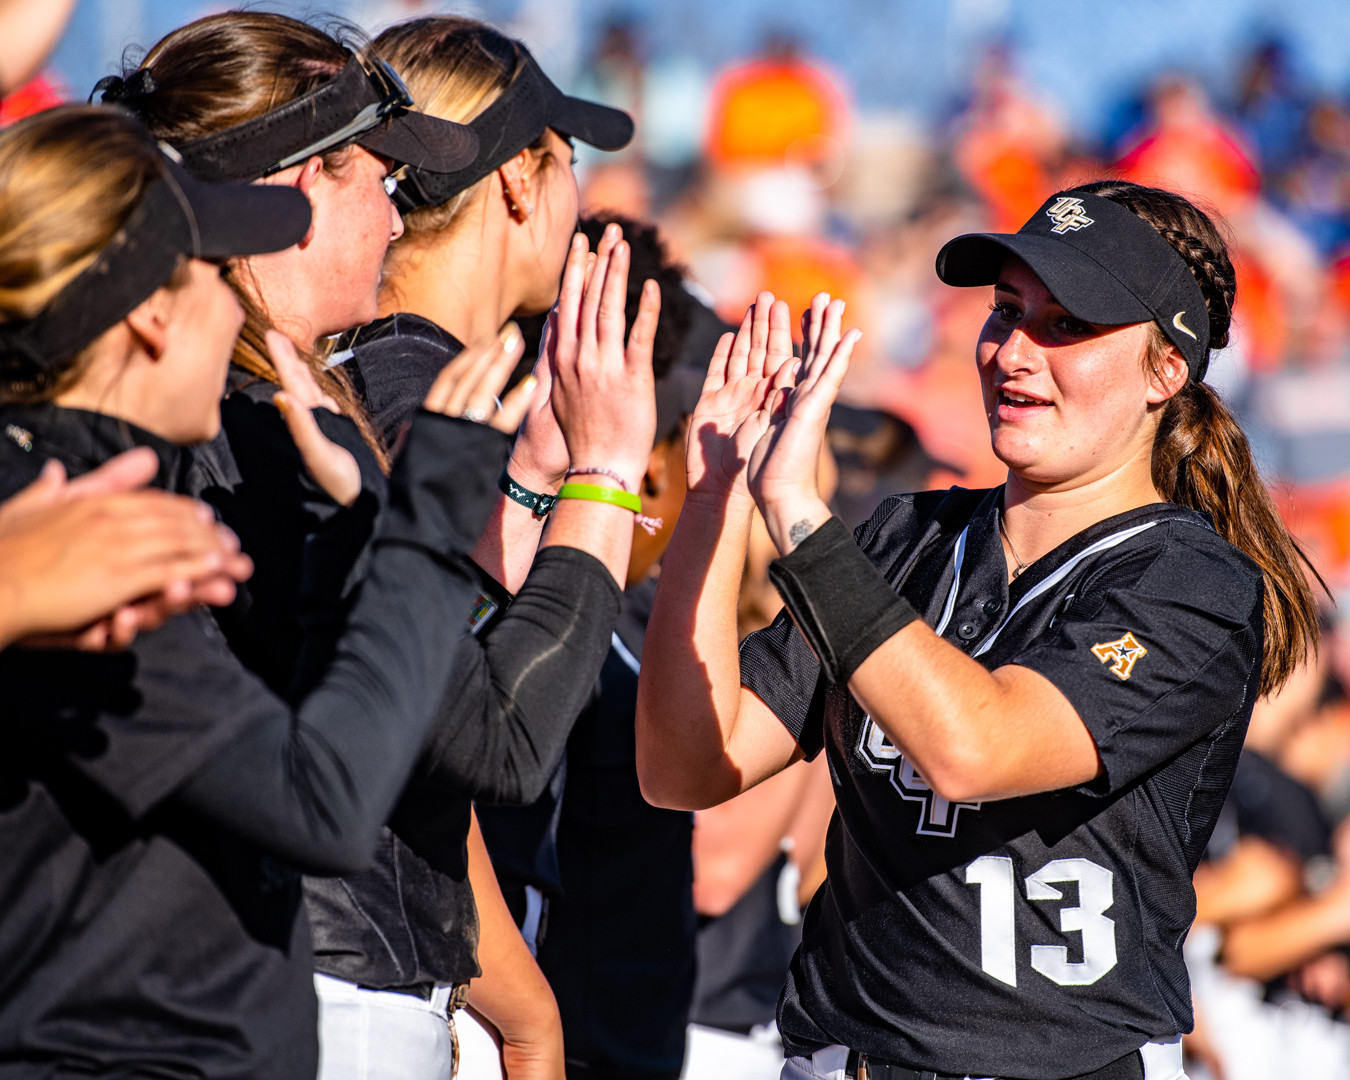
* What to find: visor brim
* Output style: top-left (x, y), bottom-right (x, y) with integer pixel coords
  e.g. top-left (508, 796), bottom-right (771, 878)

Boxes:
top-left (936, 232), bottom-right (1155, 328)
top-left (167, 159), bottom-right (312, 259)
top-left (357, 110), bottom-right (479, 172)
top-left (552, 95), bottom-right (635, 151)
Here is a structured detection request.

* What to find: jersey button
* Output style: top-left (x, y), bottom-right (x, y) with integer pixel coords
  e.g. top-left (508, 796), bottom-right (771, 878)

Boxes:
top-left (957, 622), bottom-right (978, 640)
top-left (983, 598), bottom-right (1002, 614)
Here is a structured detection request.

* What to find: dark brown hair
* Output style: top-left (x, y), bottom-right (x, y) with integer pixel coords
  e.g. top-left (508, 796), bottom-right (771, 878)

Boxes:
top-left (123, 12), bottom-right (389, 469)
top-left (1078, 179), bottom-right (1323, 696)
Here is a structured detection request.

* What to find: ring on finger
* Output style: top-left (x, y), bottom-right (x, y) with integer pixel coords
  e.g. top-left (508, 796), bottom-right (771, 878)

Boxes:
top-left (461, 405), bottom-right (490, 424)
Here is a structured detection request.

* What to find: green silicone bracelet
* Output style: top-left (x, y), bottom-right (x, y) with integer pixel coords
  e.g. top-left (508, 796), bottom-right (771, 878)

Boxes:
top-left (556, 482), bottom-right (642, 514)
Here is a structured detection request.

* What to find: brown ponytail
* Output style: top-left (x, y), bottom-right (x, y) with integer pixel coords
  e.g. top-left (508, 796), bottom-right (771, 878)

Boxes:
top-left (1079, 179), bottom-right (1322, 696)
top-left (122, 12), bottom-right (390, 471)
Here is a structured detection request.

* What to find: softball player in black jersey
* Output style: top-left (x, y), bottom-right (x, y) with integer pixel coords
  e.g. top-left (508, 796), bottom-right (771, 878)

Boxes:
top-left (636, 183), bottom-right (1322, 1080)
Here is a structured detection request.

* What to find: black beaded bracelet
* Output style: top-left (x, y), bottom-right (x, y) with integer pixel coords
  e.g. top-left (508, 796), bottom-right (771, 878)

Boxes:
top-left (498, 468), bottom-right (558, 516)
top-left (767, 516), bottom-right (919, 684)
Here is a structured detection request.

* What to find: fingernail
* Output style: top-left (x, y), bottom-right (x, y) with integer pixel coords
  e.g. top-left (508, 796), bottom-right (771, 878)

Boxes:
top-left (500, 322), bottom-right (522, 353)
top-left (519, 374), bottom-right (538, 394)
top-left (273, 393), bottom-right (290, 417)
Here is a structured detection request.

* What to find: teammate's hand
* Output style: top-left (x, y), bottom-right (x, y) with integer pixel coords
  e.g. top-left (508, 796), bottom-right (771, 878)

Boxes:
top-left (685, 291), bottom-right (794, 508)
top-left (0, 451), bottom-right (252, 650)
top-left (422, 323), bottom-right (527, 430)
top-left (506, 313), bottom-right (569, 493)
top-left (747, 292), bottom-right (861, 552)
top-left (548, 225), bottom-right (658, 492)
top-left (270, 329), bottom-right (362, 508)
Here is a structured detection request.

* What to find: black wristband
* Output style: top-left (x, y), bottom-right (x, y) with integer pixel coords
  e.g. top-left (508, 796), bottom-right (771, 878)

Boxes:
top-left (498, 468), bottom-right (557, 516)
top-left (767, 516), bottom-right (919, 684)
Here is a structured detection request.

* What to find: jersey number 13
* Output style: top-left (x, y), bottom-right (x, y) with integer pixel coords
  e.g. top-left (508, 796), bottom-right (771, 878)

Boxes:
top-left (964, 856), bottom-right (1117, 987)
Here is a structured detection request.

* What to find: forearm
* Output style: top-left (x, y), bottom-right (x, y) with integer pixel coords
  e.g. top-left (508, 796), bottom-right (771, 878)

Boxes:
top-left (761, 513), bottom-right (1099, 802)
top-left (177, 414), bottom-right (503, 870)
top-left (418, 546), bottom-right (620, 804)
top-left (1222, 886), bottom-right (1350, 982)
top-left (472, 436), bottom-right (560, 594)
top-left (471, 494), bottom-right (549, 593)
top-left (849, 624), bottom-right (1099, 801)
top-left (537, 496), bottom-right (634, 588)
top-left (635, 494), bottom-right (757, 808)
top-left (175, 544), bottom-right (480, 873)
top-left (465, 813), bottom-right (565, 1079)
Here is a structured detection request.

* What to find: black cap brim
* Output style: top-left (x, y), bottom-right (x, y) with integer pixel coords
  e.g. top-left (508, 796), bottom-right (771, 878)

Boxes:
top-left (552, 95), bottom-right (635, 151)
top-left (357, 110), bottom-right (479, 172)
top-left (936, 232), bottom-right (1156, 328)
top-left (165, 157), bottom-right (311, 259)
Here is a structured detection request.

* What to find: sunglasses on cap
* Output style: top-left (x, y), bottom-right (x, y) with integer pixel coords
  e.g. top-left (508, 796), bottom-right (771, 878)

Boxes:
top-left (264, 59), bottom-right (412, 175)
top-left (96, 53), bottom-right (478, 185)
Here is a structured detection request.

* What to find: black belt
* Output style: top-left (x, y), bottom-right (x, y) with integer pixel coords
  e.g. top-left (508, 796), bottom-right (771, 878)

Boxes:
top-left (844, 1048), bottom-right (1145, 1080)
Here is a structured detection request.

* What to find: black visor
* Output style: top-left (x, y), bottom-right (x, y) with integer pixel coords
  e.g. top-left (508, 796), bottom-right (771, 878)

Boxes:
top-left (395, 44), bottom-right (634, 211)
top-left (936, 190), bottom-right (1212, 380)
top-left (0, 146), bottom-right (312, 374)
top-left (148, 55), bottom-right (478, 183)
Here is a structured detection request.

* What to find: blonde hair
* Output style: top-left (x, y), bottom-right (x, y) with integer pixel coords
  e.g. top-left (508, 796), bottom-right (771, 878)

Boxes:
top-left (374, 17), bottom-right (553, 253)
top-left (0, 106), bottom-right (164, 402)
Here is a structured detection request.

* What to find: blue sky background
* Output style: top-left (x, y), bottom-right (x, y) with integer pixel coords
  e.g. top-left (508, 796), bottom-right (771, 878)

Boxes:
top-left (47, 0), bottom-right (1350, 143)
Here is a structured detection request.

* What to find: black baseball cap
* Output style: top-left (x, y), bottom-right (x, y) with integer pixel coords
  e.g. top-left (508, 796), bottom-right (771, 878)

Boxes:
top-left (99, 55), bottom-right (479, 184)
top-left (936, 189), bottom-right (1212, 380)
top-left (394, 43), bottom-right (634, 211)
top-left (0, 145), bottom-right (312, 373)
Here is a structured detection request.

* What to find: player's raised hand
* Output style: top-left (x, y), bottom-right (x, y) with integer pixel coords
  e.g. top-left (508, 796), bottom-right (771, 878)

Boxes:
top-left (507, 275), bottom-right (575, 494)
top-left (548, 223), bottom-right (658, 492)
top-left (270, 329), bottom-right (363, 509)
top-left (747, 292), bottom-right (861, 552)
top-left (685, 291), bottom-right (794, 506)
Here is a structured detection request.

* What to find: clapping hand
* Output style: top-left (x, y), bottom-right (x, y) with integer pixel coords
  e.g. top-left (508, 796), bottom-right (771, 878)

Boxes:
top-left (746, 292), bottom-right (861, 553)
top-left (685, 291), bottom-right (796, 508)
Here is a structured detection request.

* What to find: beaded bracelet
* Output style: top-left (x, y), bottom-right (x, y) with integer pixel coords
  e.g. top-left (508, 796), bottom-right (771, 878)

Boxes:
top-left (565, 466), bottom-right (632, 491)
top-left (498, 468), bottom-right (557, 516)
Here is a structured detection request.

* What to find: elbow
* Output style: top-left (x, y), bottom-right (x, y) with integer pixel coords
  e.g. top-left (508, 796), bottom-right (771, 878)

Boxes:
top-left (914, 748), bottom-right (996, 806)
top-left (636, 749), bottom-right (734, 812)
top-left (636, 760), bottom-right (694, 811)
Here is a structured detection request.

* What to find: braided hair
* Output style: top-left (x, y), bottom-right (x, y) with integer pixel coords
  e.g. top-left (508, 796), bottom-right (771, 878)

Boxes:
top-left (1079, 179), bottom-right (1321, 697)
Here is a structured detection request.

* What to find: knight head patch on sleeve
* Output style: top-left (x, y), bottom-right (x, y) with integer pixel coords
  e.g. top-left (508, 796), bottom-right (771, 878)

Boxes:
top-left (1091, 632), bottom-right (1147, 680)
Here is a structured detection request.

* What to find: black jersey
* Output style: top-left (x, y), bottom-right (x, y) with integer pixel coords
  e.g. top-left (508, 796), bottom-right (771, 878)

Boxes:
top-left (739, 486), bottom-right (1264, 1079)
top-left (0, 403), bottom-right (497, 1079)
top-left (345, 313), bottom-right (464, 449)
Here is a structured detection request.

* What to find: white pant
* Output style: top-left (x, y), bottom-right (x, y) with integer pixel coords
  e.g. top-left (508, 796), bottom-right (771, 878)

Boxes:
top-left (682, 1022), bottom-right (785, 1079)
top-left (780, 1037), bottom-right (1188, 1080)
top-left (315, 974), bottom-right (456, 1080)
top-left (455, 1008), bottom-right (506, 1080)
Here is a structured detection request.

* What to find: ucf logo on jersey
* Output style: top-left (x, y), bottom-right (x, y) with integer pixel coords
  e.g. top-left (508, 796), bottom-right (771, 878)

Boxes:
top-left (1045, 196), bottom-right (1094, 234)
top-left (1091, 632), bottom-right (1147, 680)
top-left (857, 717), bottom-right (981, 838)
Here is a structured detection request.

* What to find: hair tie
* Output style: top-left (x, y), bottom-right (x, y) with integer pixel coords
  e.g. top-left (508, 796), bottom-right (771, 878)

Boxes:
top-left (90, 69), bottom-right (157, 106)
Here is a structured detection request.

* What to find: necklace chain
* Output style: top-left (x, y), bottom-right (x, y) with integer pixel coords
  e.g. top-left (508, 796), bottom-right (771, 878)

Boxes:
top-left (998, 509), bottom-right (1030, 578)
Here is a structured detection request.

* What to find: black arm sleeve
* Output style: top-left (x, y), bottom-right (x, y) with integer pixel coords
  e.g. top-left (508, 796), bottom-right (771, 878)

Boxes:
top-left (414, 544), bottom-right (622, 805)
top-left (158, 413), bottom-right (504, 873)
